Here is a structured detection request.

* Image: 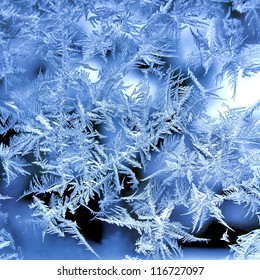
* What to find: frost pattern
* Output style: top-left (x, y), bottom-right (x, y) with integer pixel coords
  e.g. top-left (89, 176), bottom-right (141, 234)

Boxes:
top-left (229, 229), bottom-right (260, 259)
top-left (0, 0), bottom-right (259, 259)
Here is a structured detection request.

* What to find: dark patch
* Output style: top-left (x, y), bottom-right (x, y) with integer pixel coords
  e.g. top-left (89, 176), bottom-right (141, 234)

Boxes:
top-left (66, 196), bottom-right (103, 243)
top-left (0, 128), bottom-right (16, 146)
top-left (105, 49), bottom-right (113, 59)
top-left (183, 221), bottom-right (250, 249)
top-left (120, 165), bottom-right (143, 195)
top-left (136, 61), bottom-right (150, 70)
top-left (32, 64), bottom-right (47, 78)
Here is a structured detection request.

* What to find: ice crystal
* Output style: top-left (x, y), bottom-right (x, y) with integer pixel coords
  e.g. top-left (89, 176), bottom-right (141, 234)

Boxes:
top-left (0, 0), bottom-right (259, 259)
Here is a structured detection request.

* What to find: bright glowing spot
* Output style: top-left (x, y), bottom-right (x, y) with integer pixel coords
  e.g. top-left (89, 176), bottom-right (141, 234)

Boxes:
top-left (75, 58), bottom-right (101, 83)
top-left (208, 71), bottom-right (260, 118)
top-left (122, 71), bottom-right (158, 102)
top-left (123, 71), bottom-right (140, 96)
